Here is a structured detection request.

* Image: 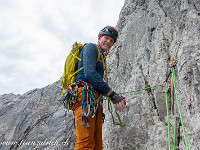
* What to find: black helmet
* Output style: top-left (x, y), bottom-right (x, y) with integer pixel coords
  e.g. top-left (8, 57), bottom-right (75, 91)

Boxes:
top-left (98, 25), bottom-right (118, 42)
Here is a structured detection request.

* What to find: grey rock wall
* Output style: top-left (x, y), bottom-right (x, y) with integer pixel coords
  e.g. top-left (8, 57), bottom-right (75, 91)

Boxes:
top-left (104, 0), bottom-right (200, 149)
top-left (0, 0), bottom-right (199, 150)
top-left (0, 82), bottom-right (76, 150)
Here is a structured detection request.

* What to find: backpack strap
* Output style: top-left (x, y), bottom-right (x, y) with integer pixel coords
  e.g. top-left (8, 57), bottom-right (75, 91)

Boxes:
top-left (71, 51), bottom-right (82, 61)
top-left (96, 45), bottom-right (108, 82)
top-left (96, 45), bottom-right (103, 63)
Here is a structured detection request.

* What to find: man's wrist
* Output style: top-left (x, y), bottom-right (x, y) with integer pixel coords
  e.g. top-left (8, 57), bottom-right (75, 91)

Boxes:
top-left (107, 89), bottom-right (113, 96)
top-left (109, 91), bottom-right (116, 98)
top-left (109, 91), bottom-right (122, 103)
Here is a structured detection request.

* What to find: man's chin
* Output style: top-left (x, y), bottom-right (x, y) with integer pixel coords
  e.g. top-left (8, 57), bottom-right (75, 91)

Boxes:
top-left (102, 47), bottom-right (110, 52)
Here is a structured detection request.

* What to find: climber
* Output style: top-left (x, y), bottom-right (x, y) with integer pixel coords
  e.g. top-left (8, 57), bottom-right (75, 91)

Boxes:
top-left (71, 25), bottom-right (126, 150)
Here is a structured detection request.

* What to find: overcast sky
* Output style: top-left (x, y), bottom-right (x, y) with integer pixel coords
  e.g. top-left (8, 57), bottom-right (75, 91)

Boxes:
top-left (0, 0), bottom-right (124, 95)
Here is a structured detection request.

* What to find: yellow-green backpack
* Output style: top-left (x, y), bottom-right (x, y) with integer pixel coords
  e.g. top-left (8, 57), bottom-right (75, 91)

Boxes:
top-left (60, 42), bottom-right (102, 97)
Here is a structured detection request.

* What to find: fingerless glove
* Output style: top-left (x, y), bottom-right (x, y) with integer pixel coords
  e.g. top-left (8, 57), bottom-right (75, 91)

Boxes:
top-left (109, 91), bottom-right (123, 104)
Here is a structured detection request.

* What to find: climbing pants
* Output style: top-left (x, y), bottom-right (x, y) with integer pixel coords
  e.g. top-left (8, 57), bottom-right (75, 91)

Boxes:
top-left (72, 87), bottom-right (103, 150)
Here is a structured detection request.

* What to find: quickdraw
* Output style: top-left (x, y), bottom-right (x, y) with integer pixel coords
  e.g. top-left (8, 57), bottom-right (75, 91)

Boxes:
top-left (62, 81), bottom-right (101, 128)
top-left (162, 42), bottom-right (181, 87)
top-left (62, 81), bottom-right (85, 112)
top-left (80, 83), bottom-right (102, 127)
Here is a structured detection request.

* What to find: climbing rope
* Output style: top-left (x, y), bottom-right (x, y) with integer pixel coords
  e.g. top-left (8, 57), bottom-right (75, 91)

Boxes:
top-left (106, 84), bottom-right (162, 126)
top-left (164, 86), bottom-right (171, 150)
top-left (172, 68), bottom-right (189, 150)
top-left (107, 96), bottom-right (126, 126)
top-left (164, 68), bottom-right (189, 150)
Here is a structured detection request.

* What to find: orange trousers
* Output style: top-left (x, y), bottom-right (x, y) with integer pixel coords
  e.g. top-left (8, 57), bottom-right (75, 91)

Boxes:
top-left (72, 87), bottom-right (103, 150)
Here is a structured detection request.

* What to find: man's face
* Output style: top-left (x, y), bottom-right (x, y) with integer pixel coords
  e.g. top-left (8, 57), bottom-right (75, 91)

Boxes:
top-left (98, 35), bottom-right (114, 52)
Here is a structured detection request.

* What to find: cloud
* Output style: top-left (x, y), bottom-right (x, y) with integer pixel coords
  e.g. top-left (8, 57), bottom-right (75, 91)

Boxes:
top-left (0, 0), bottom-right (124, 95)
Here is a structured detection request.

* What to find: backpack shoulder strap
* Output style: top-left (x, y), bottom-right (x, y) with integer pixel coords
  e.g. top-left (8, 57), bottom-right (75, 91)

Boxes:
top-left (96, 45), bottom-right (108, 81)
top-left (96, 45), bottom-right (103, 63)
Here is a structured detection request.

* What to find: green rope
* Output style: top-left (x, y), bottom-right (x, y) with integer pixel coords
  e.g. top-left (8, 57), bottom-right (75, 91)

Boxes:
top-left (172, 68), bottom-right (189, 150)
top-left (107, 97), bottom-right (126, 126)
top-left (107, 84), bottom-right (162, 126)
top-left (164, 86), bottom-right (171, 150)
top-left (173, 76), bottom-right (177, 150)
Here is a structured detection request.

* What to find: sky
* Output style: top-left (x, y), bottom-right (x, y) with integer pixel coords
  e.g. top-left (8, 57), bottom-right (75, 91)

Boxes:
top-left (0, 0), bottom-right (124, 95)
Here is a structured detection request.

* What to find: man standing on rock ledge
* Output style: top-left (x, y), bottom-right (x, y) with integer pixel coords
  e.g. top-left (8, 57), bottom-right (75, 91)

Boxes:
top-left (70, 25), bottom-right (126, 150)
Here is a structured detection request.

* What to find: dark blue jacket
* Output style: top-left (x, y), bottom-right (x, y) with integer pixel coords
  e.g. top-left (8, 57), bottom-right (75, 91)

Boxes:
top-left (76, 43), bottom-right (111, 95)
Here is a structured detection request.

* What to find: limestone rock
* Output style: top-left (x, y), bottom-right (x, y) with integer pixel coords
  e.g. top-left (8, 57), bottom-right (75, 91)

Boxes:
top-left (0, 81), bottom-right (75, 150)
top-left (0, 0), bottom-right (200, 150)
top-left (104, 0), bottom-right (200, 149)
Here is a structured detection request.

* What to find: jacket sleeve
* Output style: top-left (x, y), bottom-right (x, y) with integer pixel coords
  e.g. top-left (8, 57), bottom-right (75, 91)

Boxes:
top-left (82, 43), bottom-right (111, 95)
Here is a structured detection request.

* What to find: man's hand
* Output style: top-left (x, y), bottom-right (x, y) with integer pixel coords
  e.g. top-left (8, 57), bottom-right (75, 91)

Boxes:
top-left (114, 99), bottom-right (126, 112)
top-left (107, 90), bottom-right (126, 112)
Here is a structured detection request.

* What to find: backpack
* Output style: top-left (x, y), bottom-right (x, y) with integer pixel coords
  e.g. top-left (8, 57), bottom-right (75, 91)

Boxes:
top-left (60, 42), bottom-right (102, 97)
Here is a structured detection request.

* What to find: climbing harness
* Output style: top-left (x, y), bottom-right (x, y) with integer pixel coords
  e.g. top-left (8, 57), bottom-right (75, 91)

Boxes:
top-left (61, 44), bottom-right (107, 128)
top-left (62, 81), bottom-right (102, 128)
top-left (62, 81), bottom-right (84, 111)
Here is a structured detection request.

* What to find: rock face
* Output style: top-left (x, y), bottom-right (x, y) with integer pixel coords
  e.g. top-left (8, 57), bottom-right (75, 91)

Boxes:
top-left (0, 0), bottom-right (199, 150)
top-left (0, 82), bottom-right (76, 150)
top-left (104, 0), bottom-right (200, 149)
